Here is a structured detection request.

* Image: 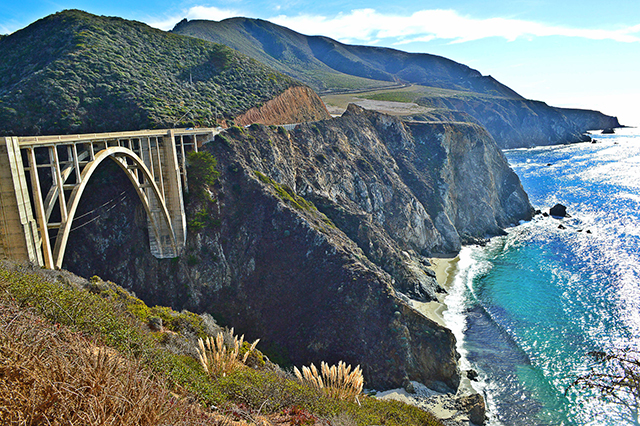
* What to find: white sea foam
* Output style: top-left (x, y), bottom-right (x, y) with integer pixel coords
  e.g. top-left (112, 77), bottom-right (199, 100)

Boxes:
top-left (442, 247), bottom-right (474, 371)
top-left (442, 246), bottom-right (507, 423)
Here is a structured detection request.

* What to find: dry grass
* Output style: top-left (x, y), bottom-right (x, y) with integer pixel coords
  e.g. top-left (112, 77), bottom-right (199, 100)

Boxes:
top-left (197, 329), bottom-right (260, 378)
top-left (293, 362), bottom-right (364, 403)
top-left (0, 264), bottom-right (446, 426)
top-left (0, 298), bottom-right (233, 426)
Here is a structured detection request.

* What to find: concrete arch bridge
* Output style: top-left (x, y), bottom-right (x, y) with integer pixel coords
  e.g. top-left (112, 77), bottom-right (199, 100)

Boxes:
top-left (0, 128), bottom-right (221, 269)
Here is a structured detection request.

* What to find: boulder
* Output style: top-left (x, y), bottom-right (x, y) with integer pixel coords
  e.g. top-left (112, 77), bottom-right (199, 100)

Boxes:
top-left (466, 369), bottom-right (479, 381)
top-left (550, 203), bottom-right (569, 217)
top-left (456, 393), bottom-right (487, 425)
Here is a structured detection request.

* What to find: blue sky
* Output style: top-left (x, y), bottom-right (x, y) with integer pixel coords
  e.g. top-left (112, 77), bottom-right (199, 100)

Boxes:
top-left (2, 1), bottom-right (639, 125)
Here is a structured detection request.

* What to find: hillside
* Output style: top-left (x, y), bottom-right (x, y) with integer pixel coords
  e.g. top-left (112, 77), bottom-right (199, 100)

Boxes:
top-left (172, 17), bottom-right (620, 148)
top-left (0, 261), bottom-right (448, 425)
top-left (171, 17), bottom-right (521, 98)
top-left (0, 10), bottom-right (328, 136)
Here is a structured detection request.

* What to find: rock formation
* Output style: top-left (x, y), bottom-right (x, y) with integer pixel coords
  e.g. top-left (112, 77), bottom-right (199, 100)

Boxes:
top-left (414, 97), bottom-right (621, 149)
top-left (63, 105), bottom-right (533, 391)
top-left (234, 86), bottom-right (331, 126)
top-left (550, 203), bottom-right (569, 217)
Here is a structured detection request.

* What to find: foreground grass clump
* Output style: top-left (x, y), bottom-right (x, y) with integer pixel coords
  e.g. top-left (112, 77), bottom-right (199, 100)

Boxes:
top-left (0, 293), bottom-right (225, 425)
top-left (197, 330), bottom-right (260, 377)
top-left (0, 263), bottom-right (445, 426)
top-left (294, 362), bottom-right (364, 403)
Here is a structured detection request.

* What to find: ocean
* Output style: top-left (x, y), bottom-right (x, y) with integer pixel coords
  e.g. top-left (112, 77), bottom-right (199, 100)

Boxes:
top-left (444, 127), bottom-right (640, 425)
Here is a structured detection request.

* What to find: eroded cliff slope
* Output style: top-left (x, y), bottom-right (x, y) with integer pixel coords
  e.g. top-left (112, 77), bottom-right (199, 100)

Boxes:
top-left (63, 106), bottom-right (532, 391)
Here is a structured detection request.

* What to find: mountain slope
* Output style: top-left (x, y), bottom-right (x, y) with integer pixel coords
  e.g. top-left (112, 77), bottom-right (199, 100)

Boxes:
top-left (62, 106), bottom-right (533, 390)
top-left (172, 17), bottom-right (521, 98)
top-left (0, 10), bottom-right (328, 136)
top-left (172, 17), bottom-right (621, 148)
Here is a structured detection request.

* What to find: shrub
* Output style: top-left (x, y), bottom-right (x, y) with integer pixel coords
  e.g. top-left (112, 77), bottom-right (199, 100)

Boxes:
top-left (0, 264), bottom-right (446, 426)
top-left (570, 349), bottom-right (640, 425)
top-left (0, 296), bottom-right (223, 425)
top-left (187, 151), bottom-right (219, 198)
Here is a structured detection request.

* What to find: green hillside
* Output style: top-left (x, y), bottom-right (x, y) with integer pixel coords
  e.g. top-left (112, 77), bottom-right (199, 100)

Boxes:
top-left (0, 10), bottom-right (298, 136)
top-left (0, 262), bottom-right (445, 425)
top-left (172, 17), bottom-right (522, 98)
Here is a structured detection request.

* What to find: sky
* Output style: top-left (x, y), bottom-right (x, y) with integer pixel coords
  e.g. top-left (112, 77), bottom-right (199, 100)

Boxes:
top-left (1, 1), bottom-right (639, 125)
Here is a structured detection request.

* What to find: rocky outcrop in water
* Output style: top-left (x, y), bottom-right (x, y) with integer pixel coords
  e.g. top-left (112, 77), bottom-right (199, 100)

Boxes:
top-left (63, 105), bottom-right (533, 390)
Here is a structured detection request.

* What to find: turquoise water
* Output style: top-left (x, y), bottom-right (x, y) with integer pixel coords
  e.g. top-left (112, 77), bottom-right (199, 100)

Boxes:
top-left (444, 128), bottom-right (640, 425)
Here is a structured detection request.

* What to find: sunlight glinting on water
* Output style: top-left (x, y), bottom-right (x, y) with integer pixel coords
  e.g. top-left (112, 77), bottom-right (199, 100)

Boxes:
top-left (444, 129), bottom-right (640, 425)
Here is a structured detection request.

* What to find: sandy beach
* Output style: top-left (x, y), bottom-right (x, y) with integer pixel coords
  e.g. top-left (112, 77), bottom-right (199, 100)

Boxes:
top-left (409, 256), bottom-right (460, 327)
top-left (376, 255), bottom-right (486, 425)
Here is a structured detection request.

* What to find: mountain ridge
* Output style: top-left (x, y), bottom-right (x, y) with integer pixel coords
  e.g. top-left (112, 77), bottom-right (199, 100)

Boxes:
top-left (172, 17), bottom-right (523, 98)
top-left (0, 10), bottom-right (329, 136)
top-left (172, 17), bottom-right (621, 148)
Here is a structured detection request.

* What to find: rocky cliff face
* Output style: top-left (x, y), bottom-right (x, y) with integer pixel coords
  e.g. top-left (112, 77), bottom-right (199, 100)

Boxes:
top-left (234, 86), bottom-right (331, 126)
top-left (557, 107), bottom-right (621, 132)
top-left (63, 105), bottom-right (532, 391)
top-left (415, 96), bottom-right (621, 149)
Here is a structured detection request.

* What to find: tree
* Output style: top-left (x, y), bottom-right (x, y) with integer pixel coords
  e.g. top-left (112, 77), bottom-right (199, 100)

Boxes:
top-left (186, 151), bottom-right (219, 199)
top-left (570, 349), bottom-right (640, 425)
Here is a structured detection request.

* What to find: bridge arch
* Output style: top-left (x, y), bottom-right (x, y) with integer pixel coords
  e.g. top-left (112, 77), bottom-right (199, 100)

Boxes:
top-left (52, 146), bottom-right (176, 269)
top-left (1, 128), bottom-right (220, 269)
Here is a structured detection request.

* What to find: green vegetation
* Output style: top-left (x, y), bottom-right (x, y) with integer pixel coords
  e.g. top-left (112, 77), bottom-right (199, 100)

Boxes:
top-left (172, 18), bottom-right (398, 95)
top-left (254, 170), bottom-right (317, 212)
top-left (188, 207), bottom-right (220, 231)
top-left (172, 17), bottom-right (521, 98)
top-left (187, 151), bottom-right (219, 198)
top-left (186, 150), bottom-right (220, 231)
top-left (0, 263), bottom-right (444, 425)
top-left (358, 90), bottom-right (422, 104)
top-left (0, 10), bottom-right (298, 135)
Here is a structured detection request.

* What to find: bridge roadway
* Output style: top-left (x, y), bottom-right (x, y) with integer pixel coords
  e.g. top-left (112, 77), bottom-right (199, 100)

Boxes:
top-left (0, 127), bottom-right (222, 269)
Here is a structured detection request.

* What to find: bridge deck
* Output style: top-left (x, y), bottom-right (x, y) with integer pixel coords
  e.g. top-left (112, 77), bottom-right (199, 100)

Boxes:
top-left (16, 127), bottom-right (222, 147)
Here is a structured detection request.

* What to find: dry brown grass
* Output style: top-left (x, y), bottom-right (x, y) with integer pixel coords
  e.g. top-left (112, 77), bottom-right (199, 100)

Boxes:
top-left (293, 362), bottom-right (364, 403)
top-left (197, 329), bottom-right (260, 378)
top-left (0, 298), bottom-right (235, 426)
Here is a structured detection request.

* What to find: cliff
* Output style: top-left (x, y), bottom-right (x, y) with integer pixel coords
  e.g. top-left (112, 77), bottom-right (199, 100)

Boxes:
top-left (557, 107), bottom-right (621, 132)
top-left (62, 106), bottom-right (532, 392)
top-left (413, 96), bottom-right (621, 149)
top-left (234, 86), bottom-right (331, 126)
top-left (172, 17), bottom-right (621, 149)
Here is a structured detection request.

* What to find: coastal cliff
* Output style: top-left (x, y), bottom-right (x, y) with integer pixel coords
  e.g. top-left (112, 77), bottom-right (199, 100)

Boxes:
top-left (414, 96), bottom-right (621, 149)
top-left (172, 17), bottom-right (621, 149)
top-left (63, 105), bottom-right (533, 391)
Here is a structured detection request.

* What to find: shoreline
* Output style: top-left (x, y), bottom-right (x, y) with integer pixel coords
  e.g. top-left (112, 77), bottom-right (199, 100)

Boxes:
top-left (423, 255), bottom-right (480, 397)
top-left (378, 254), bottom-right (486, 425)
top-left (409, 256), bottom-right (460, 328)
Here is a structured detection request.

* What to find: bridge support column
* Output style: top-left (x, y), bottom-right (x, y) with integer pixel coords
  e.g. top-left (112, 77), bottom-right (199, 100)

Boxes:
top-left (0, 137), bottom-right (43, 266)
top-left (160, 130), bottom-right (186, 255)
top-left (139, 132), bottom-right (186, 258)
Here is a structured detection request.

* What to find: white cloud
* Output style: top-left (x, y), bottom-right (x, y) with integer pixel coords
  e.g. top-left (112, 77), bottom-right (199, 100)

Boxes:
top-left (145, 6), bottom-right (640, 45)
top-left (268, 9), bottom-right (640, 45)
top-left (146, 6), bottom-right (240, 31)
top-left (185, 6), bottom-right (240, 22)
